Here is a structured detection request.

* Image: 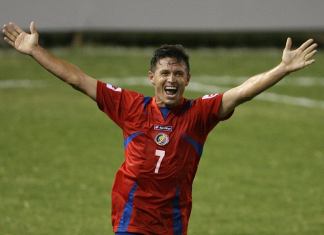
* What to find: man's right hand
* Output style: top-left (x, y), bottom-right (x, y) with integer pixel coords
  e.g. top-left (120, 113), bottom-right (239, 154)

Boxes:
top-left (2, 21), bottom-right (39, 55)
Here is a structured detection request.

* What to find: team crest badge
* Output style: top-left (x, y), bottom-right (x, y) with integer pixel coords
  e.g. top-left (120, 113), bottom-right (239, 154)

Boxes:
top-left (155, 133), bottom-right (169, 146)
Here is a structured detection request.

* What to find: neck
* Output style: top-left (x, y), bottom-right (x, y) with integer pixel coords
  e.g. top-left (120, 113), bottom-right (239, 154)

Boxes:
top-left (154, 97), bottom-right (184, 108)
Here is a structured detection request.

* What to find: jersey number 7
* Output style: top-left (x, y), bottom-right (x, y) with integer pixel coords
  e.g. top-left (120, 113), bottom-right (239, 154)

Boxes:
top-left (154, 150), bottom-right (165, 173)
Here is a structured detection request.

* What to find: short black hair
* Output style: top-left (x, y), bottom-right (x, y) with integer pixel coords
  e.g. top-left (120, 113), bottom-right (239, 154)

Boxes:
top-left (150, 44), bottom-right (190, 73)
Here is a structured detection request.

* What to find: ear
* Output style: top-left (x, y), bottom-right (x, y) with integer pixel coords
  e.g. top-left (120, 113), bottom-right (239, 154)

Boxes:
top-left (185, 74), bottom-right (191, 86)
top-left (148, 71), bottom-right (155, 85)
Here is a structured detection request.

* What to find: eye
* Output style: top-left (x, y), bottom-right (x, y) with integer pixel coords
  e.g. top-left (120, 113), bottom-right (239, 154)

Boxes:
top-left (160, 70), bottom-right (170, 76)
top-left (174, 71), bottom-right (184, 77)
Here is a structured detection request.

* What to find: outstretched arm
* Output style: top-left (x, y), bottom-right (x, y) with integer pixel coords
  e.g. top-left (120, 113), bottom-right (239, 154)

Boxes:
top-left (219, 38), bottom-right (317, 119)
top-left (2, 22), bottom-right (97, 100)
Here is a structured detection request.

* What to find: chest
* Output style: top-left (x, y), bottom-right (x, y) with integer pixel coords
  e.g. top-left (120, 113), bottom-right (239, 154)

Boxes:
top-left (121, 105), bottom-right (206, 179)
top-left (124, 105), bottom-right (200, 146)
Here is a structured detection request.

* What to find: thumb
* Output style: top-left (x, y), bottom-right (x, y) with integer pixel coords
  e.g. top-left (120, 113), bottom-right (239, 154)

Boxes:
top-left (285, 37), bottom-right (292, 50)
top-left (30, 21), bottom-right (37, 34)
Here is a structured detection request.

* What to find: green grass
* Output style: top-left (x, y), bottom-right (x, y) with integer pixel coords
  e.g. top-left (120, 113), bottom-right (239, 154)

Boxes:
top-left (0, 46), bottom-right (323, 235)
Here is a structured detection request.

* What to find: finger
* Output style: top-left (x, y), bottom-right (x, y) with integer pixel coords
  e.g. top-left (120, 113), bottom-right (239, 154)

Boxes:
top-left (4, 37), bottom-right (15, 47)
top-left (3, 24), bottom-right (18, 39)
top-left (285, 37), bottom-right (292, 50)
top-left (2, 24), bottom-right (10, 34)
top-left (12, 23), bottom-right (23, 35)
top-left (2, 28), bottom-right (16, 42)
top-left (303, 43), bottom-right (317, 55)
top-left (305, 50), bottom-right (317, 60)
top-left (30, 21), bottom-right (37, 34)
top-left (3, 24), bottom-right (14, 35)
top-left (305, 59), bottom-right (315, 66)
top-left (299, 39), bottom-right (314, 51)
top-left (7, 22), bottom-right (19, 37)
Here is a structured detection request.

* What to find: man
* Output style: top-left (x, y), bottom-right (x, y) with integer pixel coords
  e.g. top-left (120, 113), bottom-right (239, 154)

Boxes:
top-left (2, 22), bottom-right (317, 235)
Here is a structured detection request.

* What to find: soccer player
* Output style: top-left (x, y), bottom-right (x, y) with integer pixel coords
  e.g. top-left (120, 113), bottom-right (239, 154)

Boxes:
top-left (2, 22), bottom-right (317, 235)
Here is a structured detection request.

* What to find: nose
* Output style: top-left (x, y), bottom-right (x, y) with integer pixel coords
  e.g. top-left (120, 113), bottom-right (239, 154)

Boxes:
top-left (167, 73), bottom-right (176, 82)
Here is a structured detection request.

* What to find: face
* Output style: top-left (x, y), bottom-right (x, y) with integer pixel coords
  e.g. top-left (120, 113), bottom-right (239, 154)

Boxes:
top-left (148, 57), bottom-right (190, 108)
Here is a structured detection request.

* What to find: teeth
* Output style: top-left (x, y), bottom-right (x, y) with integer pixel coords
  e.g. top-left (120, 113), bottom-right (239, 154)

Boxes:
top-left (164, 86), bottom-right (178, 95)
top-left (165, 86), bottom-right (177, 90)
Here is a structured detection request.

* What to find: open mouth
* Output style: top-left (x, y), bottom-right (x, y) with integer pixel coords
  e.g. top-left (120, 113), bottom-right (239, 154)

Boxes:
top-left (164, 86), bottom-right (178, 96)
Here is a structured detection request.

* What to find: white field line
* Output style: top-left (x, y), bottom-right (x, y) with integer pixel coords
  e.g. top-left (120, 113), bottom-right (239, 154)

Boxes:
top-left (193, 75), bottom-right (324, 87)
top-left (1, 75), bottom-right (323, 88)
top-left (186, 81), bottom-right (324, 109)
top-left (106, 77), bottom-right (324, 109)
top-left (0, 79), bottom-right (47, 88)
top-left (1, 77), bottom-right (324, 109)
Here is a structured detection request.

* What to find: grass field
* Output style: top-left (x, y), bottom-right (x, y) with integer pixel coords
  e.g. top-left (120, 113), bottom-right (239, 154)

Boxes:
top-left (0, 46), bottom-right (323, 235)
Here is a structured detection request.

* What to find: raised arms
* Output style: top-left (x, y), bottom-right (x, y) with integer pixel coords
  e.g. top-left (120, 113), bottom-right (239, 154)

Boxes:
top-left (219, 38), bottom-right (317, 119)
top-left (2, 21), bottom-right (97, 101)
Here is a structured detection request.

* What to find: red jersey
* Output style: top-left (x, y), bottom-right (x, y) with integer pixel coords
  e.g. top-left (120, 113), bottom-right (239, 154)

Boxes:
top-left (96, 81), bottom-right (231, 235)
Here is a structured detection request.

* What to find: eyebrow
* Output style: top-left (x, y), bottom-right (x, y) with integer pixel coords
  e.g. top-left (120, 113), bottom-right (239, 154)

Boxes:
top-left (159, 69), bottom-right (185, 73)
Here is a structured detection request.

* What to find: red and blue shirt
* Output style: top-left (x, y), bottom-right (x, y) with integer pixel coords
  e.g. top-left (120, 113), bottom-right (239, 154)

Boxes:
top-left (96, 81), bottom-right (231, 235)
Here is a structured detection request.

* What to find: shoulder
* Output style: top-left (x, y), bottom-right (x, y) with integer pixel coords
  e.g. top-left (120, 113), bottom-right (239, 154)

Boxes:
top-left (190, 93), bottom-right (223, 108)
top-left (97, 80), bottom-right (144, 99)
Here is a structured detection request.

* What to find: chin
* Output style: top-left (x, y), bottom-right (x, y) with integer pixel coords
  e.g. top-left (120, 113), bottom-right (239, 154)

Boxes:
top-left (164, 99), bottom-right (179, 107)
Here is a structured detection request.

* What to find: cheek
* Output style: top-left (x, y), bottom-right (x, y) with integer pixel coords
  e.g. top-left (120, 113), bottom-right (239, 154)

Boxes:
top-left (181, 79), bottom-right (189, 88)
top-left (152, 77), bottom-right (161, 87)
top-left (154, 82), bottom-right (164, 93)
top-left (151, 77), bottom-right (158, 86)
top-left (156, 79), bottom-right (165, 88)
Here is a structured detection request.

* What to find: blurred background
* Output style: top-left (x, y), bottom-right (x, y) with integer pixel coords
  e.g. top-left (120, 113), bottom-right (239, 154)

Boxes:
top-left (1, 0), bottom-right (324, 47)
top-left (1, 1), bottom-right (324, 235)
